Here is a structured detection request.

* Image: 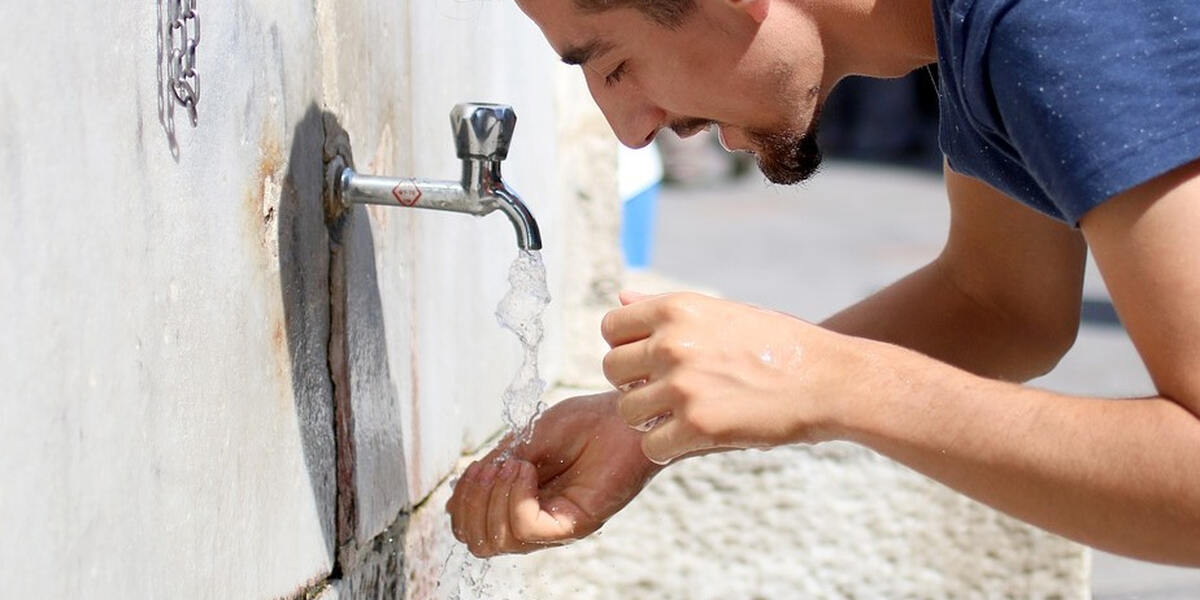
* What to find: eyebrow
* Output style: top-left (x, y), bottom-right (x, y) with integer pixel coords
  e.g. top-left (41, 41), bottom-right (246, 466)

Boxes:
top-left (560, 38), bottom-right (615, 66)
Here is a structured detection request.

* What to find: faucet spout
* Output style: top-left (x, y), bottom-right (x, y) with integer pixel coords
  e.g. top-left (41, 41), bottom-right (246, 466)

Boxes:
top-left (325, 103), bottom-right (543, 251)
top-left (491, 185), bottom-right (542, 251)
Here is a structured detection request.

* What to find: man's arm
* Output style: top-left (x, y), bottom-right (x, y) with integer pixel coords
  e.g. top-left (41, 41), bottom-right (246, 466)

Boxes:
top-left (823, 164), bottom-right (1087, 381)
top-left (832, 160), bottom-right (1200, 564)
top-left (602, 161), bottom-right (1200, 564)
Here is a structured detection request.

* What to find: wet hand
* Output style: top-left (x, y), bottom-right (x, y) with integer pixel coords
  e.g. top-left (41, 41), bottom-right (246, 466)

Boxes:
top-left (602, 291), bottom-right (848, 464)
top-left (444, 391), bottom-right (660, 558)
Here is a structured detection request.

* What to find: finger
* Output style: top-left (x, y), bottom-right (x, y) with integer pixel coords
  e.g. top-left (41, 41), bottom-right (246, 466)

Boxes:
top-left (476, 433), bottom-right (516, 463)
top-left (600, 303), bottom-right (656, 347)
top-left (640, 417), bottom-right (701, 465)
top-left (618, 290), bottom-right (654, 306)
top-left (602, 339), bottom-right (654, 389)
top-left (482, 460), bottom-right (520, 556)
top-left (502, 460), bottom-right (563, 555)
top-left (616, 381), bottom-right (675, 429)
top-left (510, 461), bottom-right (583, 544)
top-left (447, 461), bottom-right (481, 542)
top-left (463, 461), bottom-right (499, 557)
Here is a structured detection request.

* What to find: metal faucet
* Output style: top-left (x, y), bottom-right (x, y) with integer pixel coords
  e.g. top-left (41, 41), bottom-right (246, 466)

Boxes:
top-left (328, 103), bottom-right (542, 251)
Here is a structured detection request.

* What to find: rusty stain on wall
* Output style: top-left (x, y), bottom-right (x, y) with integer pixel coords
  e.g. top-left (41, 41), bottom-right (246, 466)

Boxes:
top-left (245, 123), bottom-right (285, 273)
top-left (365, 124), bottom-right (396, 230)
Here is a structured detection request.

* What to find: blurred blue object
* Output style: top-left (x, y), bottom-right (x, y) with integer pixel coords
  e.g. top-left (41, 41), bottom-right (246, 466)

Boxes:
top-left (618, 144), bottom-right (664, 269)
top-left (621, 186), bottom-right (659, 268)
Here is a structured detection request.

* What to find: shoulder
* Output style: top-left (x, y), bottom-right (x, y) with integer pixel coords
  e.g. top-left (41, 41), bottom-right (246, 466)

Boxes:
top-left (981, 0), bottom-right (1200, 223)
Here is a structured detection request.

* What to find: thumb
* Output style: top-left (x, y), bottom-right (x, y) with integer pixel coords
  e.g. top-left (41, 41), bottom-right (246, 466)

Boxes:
top-left (619, 290), bottom-right (653, 306)
top-left (510, 461), bottom-right (581, 543)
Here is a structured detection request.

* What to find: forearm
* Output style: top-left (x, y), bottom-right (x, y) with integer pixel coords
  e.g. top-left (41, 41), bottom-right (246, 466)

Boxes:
top-left (835, 336), bottom-right (1200, 565)
top-left (821, 260), bottom-right (1070, 381)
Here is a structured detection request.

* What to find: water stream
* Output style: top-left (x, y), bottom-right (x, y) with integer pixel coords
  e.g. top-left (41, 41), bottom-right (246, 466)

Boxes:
top-left (440, 250), bottom-right (550, 599)
top-left (494, 249), bottom-right (552, 447)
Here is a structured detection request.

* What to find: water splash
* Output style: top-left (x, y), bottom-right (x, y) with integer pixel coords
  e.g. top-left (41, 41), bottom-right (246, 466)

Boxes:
top-left (494, 250), bottom-right (551, 446)
top-left (437, 251), bottom-right (549, 600)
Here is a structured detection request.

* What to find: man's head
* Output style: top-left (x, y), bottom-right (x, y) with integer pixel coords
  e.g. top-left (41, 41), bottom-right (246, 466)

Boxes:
top-left (517, 0), bottom-right (832, 184)
top-left (573, 0), bottom-right (696, 29)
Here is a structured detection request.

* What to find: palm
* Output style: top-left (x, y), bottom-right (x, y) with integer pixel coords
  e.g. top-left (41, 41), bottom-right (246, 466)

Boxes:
top-left (525, 393), bottom-right (658, 534)
top-left (473, 391), bottom-right (659, 545)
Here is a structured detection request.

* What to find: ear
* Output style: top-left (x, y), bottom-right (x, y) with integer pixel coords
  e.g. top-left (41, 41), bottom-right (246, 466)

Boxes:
top-left (724, 0), bottom-right (770, 24)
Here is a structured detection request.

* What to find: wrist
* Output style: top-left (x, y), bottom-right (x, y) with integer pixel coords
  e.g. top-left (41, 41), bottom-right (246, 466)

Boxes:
top-left (827, 334), bottom-right (986, 450)
top-left (808, 333), bottom-right (912, 444)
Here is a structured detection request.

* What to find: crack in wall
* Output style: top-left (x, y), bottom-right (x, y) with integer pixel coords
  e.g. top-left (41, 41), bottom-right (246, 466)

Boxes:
top-left (313, 112), bottom-right (411, 600)
top-left (321, 112), bottom-right (359, 571)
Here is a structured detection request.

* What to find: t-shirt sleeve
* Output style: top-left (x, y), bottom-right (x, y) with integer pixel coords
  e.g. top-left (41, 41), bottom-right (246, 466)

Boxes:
top-left (984, 1), bottom-right (1200, 224)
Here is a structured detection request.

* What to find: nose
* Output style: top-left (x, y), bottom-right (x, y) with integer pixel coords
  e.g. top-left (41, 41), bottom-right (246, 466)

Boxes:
top-left (606, 107), bottom-right (662, 149)
top-left (585, 77), bottom-right (665, 149)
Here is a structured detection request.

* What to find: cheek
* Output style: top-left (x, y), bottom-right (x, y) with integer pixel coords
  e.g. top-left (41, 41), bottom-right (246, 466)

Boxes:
top-left (583, 85), bottom-right (621, 132)
top-left (633, 60), bottom-right (735, 118)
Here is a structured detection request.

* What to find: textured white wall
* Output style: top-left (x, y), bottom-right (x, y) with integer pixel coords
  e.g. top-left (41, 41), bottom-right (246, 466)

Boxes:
top-left (321, 0), bottom-right (567, 564)
top-left (0, 1), bottom-right (565, 597)
top-left (0, 2), bottom-right (336, 597)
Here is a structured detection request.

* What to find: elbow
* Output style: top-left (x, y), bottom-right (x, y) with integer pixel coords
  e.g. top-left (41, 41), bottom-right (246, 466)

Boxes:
top-left (1003, 305), bottom-right (1081, 381)
top-left (1026, 316), bottom-right (1080, 377)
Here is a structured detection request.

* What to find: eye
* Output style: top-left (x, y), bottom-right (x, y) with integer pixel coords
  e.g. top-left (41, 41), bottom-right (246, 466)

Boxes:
top-left (604, 61), bottom-right (628, 87)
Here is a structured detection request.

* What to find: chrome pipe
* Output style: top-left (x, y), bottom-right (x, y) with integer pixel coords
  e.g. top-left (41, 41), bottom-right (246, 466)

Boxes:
top-left (328, 103), bottom-right (543, 251)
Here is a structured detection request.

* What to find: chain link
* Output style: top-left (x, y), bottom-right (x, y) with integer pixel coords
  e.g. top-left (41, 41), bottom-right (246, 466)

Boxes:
top-left (167, 0), bottom-right (200, 127)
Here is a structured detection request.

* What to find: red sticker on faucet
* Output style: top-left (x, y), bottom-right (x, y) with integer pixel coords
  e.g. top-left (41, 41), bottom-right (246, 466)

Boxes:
top-left (392, 180), bottom-right (422, 206)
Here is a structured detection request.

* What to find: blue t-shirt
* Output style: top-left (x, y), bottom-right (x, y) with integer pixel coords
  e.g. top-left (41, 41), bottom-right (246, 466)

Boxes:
top-left (935, 0), bottom-right (1200, 224)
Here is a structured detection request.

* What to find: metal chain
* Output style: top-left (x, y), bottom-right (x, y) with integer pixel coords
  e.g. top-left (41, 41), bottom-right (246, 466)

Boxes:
top-left (167, 0), bottom-right (200, 127)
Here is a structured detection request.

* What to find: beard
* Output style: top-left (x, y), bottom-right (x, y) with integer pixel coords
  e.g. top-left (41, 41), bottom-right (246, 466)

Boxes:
top-left (745, 114), bottom-right (823, 185)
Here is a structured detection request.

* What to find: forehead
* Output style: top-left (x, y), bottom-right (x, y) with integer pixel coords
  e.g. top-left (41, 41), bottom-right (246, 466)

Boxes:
top-left (514, 0), bottom-right (642, 59)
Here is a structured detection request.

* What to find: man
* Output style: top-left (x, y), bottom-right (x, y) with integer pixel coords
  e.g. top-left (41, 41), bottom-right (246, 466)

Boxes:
top-left (446, 0), bottom-right (1200, 566)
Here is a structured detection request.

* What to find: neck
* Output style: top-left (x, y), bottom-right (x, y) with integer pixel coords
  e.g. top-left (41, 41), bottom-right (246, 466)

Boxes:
top-left (816, 0), bottom-right (939, 81)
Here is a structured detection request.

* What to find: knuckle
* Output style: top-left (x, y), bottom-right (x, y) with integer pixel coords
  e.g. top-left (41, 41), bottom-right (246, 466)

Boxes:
top-left (661, 376), bottom-right (691, 399)
top-left (599, 310), bottom-right (620, 344)
top-left (616, 394), bottom-right (639, 424)
top-left (681, 407), bottom-right (724, 442)
top-left (660, 293), bottom-right (702, 321)
top-left (657, 297), bottom-right (686, 321)
top-left (601, 351), bottom-right (619, 383)
top-left (653, 338), bottom-right (689, 364)
top-left (679, 405), bottom-right (705, 428)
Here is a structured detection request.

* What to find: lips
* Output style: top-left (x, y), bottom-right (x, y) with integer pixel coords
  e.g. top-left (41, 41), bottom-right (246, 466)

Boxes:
top-left (715, 124), bottom-right (733, 152)
top-left (715, 125), bottom-right (754, 155)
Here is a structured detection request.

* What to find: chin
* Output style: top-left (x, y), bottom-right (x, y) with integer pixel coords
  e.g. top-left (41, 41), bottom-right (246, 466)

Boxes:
top-left (750, 125), bottom-right (824, 185)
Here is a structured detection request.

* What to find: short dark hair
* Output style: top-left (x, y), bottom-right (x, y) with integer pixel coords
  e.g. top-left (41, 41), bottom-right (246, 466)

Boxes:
top-left (573, 0), bottom-right (696, 28)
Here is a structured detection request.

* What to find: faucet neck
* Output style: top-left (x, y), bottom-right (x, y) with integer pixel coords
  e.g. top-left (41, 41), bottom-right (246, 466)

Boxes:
top-left (461, 158), bottom-right (504, 197)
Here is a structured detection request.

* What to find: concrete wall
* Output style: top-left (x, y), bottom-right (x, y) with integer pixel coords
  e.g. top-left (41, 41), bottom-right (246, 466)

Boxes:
top-left (0, 1), bottom-right (569, 597)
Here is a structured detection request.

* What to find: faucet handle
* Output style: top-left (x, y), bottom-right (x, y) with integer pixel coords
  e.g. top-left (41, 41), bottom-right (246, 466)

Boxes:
top-left (451, 103), bottom-right (517, 161)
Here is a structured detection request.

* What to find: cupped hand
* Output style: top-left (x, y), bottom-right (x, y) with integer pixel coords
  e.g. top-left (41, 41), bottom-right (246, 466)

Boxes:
top-left (602, 291), bottom-right (852, 464)
top-left (444, 391), bottom-right (661, 558)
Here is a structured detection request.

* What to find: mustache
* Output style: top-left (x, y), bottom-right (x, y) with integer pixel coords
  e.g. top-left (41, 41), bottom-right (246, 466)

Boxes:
top-left (667, 118), bottom-right (714, 138)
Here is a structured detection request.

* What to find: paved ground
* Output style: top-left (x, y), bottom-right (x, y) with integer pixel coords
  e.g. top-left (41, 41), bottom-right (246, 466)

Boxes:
top-left (648, 160), bottom-right (1200, 599)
